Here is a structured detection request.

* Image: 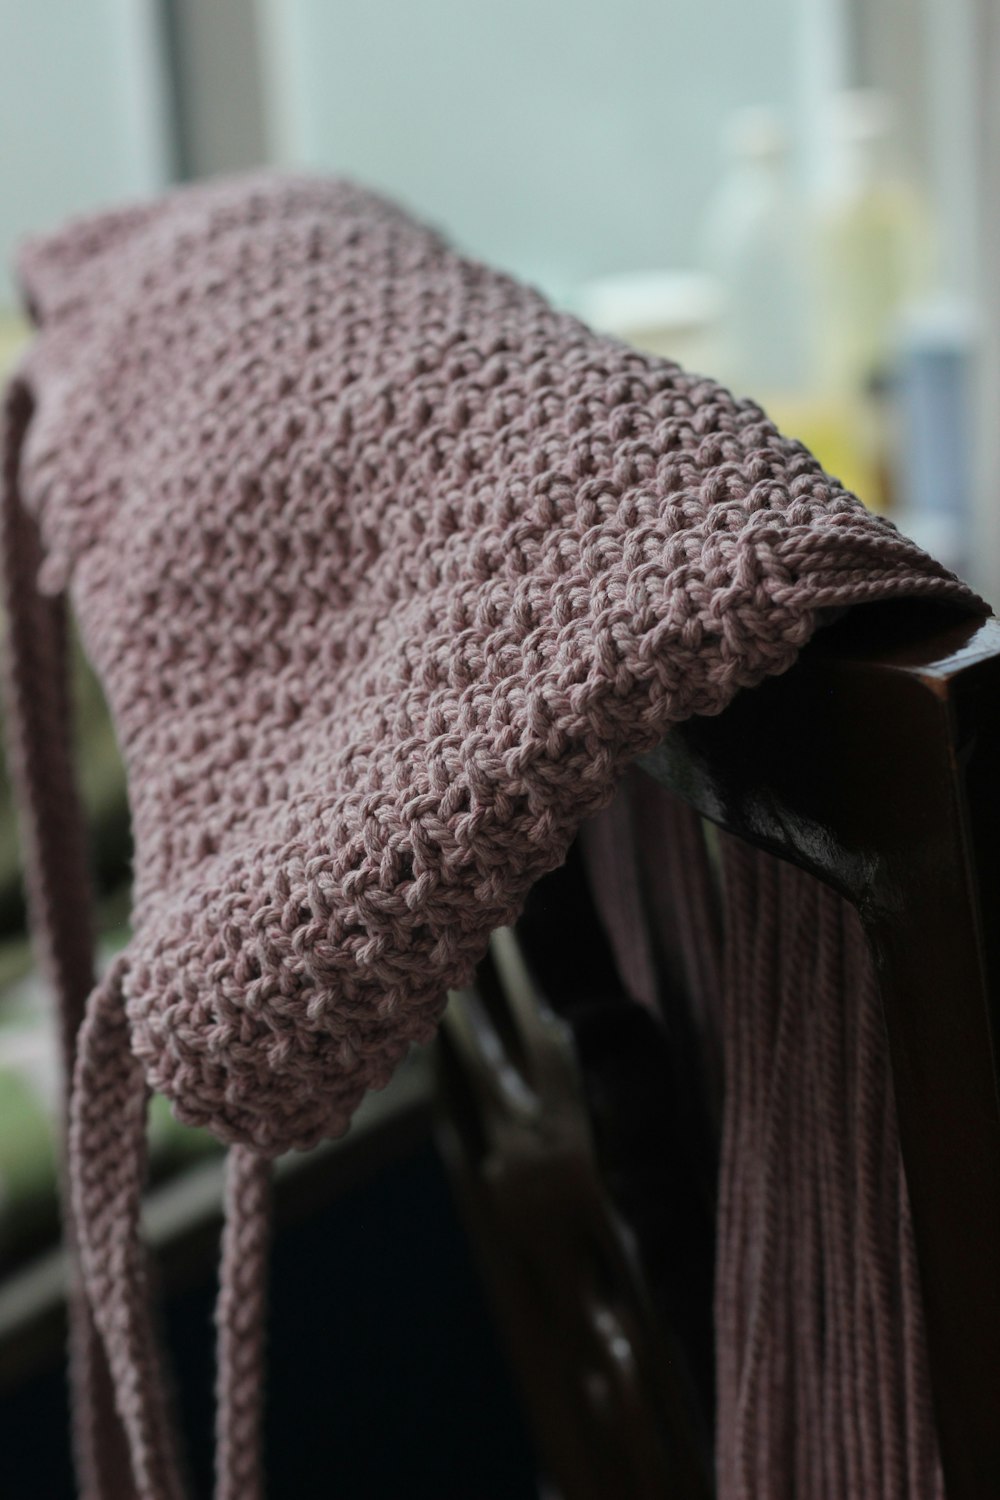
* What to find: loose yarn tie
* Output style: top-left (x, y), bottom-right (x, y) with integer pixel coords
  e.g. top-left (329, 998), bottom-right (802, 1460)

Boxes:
top-left (215, 1146), bottom-right (272, 1500)
top-left (70, 960), bottom-right (186, 1500)
top-left (2, 378), bottom-right (136, 1499)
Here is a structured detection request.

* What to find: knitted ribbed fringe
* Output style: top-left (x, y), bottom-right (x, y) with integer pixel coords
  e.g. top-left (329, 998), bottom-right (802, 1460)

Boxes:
top-left (2, 374), bottom-right (273, 1500)
top-left (710, 834), bottom-right (947, 1500)
top-left (580, 764), bottom-right (724, 1107)
top-left (715, 832), bottom-right (944, 1499)
top-left (582, 780), bottom-right (945, 1497)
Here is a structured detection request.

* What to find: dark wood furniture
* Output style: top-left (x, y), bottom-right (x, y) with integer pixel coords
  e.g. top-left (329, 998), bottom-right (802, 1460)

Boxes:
top-left (438, 602), bottom-right (1000, 1500)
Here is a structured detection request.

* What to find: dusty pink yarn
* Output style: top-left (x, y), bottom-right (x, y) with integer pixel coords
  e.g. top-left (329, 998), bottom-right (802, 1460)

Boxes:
top-left (1, 172), bottom-right (983, 1497)
top-left (11, 173), bottom-right (977, 1154)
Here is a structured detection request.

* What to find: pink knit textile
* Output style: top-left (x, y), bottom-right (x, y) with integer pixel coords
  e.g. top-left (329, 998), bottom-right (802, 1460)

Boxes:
top-left (1, 172), bottom-right (984, 1497)
top-left (583, 776), bottom-right (948, 1497)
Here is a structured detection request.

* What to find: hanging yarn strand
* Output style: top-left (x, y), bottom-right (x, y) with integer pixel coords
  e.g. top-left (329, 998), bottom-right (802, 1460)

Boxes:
top-left (1, 378), bottom-right (138, 1499)
top-left (70, 961), bottom-right (187, 1500)
top-left (215, 1146), bottom-right (273, 1500)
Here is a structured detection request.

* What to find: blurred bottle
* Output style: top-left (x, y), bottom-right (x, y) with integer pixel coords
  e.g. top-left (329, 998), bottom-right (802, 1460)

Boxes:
top-left (818, 90), bottom-right (934, 399)
top-left (702, 106), bottom-right (881, 506)
top-left (702, 106), bottom-right (813, 398)
top-left (813, 90), bottom-right (935, 510)
top-left (892, 300), bottom-right (976, 575)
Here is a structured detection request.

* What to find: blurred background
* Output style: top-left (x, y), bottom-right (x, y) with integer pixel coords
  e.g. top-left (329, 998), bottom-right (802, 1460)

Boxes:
top-left (4, 0), bottom-right (1000, 586)
top-left (0, 1), bottom-right (997, 1494)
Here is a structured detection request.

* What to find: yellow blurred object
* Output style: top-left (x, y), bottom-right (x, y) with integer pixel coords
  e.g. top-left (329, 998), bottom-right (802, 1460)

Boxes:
top-left (0, 314), bottom-right (29, 380)
top-left (818, 171), bottom-right (934, 400)
top-left (809, 93), bottom-right (935, 515)
top-left (765, 392), bottom-right (886, 515)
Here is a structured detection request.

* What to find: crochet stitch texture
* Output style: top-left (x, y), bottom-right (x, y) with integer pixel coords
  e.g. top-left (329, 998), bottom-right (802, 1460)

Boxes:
top-left (10, 173), bottom-right (978, 1158)
top-left (4, 171), bottom-right (990, 1500)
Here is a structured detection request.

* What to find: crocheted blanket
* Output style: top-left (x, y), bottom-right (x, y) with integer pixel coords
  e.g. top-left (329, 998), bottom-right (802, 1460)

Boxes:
top-left (8, 174), bottom-right (978, 1154)
top-left (1, 173), bottom-right (984, 1500)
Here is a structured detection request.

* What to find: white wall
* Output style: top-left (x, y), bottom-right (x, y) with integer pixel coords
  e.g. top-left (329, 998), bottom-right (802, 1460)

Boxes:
top-left (0, 0), bottom-right (170, 308)
top-left (0, 0), bottom-right (824, 309)
top-left (258, 0), bottom-right (803, 301)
